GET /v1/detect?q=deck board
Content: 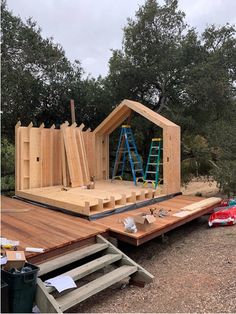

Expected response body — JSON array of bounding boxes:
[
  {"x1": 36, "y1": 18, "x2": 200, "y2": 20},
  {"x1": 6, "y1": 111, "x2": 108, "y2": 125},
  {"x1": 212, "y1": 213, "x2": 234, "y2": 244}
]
[
  {"x1": 95, "y1": 195, "x2": 221, "y2": 245},
  {"x1": 1, "y1": 196, "x2": 107, "y2": 263}
]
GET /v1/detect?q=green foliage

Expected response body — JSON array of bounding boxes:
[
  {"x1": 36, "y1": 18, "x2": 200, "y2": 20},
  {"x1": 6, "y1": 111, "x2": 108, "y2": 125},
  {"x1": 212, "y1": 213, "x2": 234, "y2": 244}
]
[
  {"x1": 1, "y1": 138, "x2": 15, "y2": 176},
  {"x1": 181, "y1": 135, "x2": 212, "y2": 184},
  {"x1": 1, "y1": 0, "x2": 236, "y2": 195},
  {"x1": 106, "y1": 0, "x2": 236, "y2": 194},
  {"x1": 1, "y1": 137, "x2": 15, "y2": 191},
  {"x1": 1, "y1": 175, "x2": 15, "y2": 191},
  {"x1": 107, "y1": 0, "x2": 188, "y2": 113},
  {"x1": 206, "y1": 117, "x2": 236, "y2": 196},
  {"x1": 1, "y1": 3, "x2": 90, "y2": 137}
]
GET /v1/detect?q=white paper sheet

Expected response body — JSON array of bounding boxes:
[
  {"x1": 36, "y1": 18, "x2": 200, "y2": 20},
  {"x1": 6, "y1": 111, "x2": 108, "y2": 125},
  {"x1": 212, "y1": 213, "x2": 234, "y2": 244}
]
[
  {"x1": 45, "y1": 276, "x2": 77, "y2": 293},
  {"x1": 0, "y1": 256, "x2": 7, "y2": 265}
]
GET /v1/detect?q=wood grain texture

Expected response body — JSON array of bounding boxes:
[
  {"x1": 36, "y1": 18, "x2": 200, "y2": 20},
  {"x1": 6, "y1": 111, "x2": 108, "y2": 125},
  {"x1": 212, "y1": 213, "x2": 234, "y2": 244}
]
[
  {"x1": 95, "y1": 195, "x2": 221, "y2": 245},
  {"x1": 61, "y1": 124, "x2": 84, "y2": 187},
  {"x1": 1, "y1": 196, "x2": 107, "y2": 260},
  {"x1": 93, "y1": 99, "x2": 181, "y2": 193},
  {"x1": 15, "y1": 180, "x2": 158, "y2": 216},
  {"x1": 75, "y1": 128, "x2": 90, "y2": 184}
]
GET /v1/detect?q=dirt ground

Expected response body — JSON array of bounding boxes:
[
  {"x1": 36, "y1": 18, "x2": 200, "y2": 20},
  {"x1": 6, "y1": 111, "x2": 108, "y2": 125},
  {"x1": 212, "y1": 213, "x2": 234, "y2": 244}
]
[{"x1": 71, "y1": 181, "x2": 236, "y2": 313}]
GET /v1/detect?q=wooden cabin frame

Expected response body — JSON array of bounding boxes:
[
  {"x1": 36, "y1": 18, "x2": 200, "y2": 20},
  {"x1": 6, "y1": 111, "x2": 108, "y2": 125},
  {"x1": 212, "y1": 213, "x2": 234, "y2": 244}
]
[
  {"x1": 93, "y1": 99, "x2": 181, "y2": 194},
  {"x1": 15, "y1": 99, "x2": 181, "y2": 215}
]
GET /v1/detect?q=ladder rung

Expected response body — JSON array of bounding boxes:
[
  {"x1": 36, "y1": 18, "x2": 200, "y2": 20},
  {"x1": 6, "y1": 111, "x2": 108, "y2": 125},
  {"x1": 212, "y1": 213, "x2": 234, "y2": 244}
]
[
  {"x1": 134, "y1": 169, "x2": 143, "y2": 172},
  {"x1": 148, "y1": 163, "x2": 158, "y2": 165},
  {"x1": 146, "y1": 171, "x2": 157, "y2": 174},
  {"x1": 150, "y1": 155, "x2": 158, "y2": 157},
  {"x1": 151, "y1": 146, "x2": 159, "y2": 149}
]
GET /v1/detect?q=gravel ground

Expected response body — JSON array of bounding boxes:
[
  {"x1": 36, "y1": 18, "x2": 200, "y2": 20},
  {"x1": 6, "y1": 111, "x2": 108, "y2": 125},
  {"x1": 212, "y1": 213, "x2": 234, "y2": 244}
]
[{"x1": 70, "y1": 215, "x2": 236, "y2": 313}]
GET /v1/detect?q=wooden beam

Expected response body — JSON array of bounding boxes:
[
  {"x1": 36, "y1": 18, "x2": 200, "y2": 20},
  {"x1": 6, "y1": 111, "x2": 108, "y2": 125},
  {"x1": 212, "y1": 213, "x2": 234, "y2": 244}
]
[
  {"x1": 60, "y1": 123, "x2": 69, "y2": 187},
  {"x1": 70, "y1": 99, "x2": 76, "y2": 124},
  {"x1": 35, "y1": 279, "x2": 62, "y2": 314},
  {"x1": 78, "y1": 123, "x2": 85, "y2": 131},
  {"x1": 15, "y1": 121, "x2": 21, "y2": 192}
]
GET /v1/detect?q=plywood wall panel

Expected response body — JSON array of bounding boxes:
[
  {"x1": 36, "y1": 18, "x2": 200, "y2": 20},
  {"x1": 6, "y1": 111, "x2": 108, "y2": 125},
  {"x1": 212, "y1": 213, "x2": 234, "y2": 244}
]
[
  {"x1": 29, "y1": 128, "x2": 41, "y2": 188},
  {"x1": 83, "y1": 132, "x2": 95, "y2": 177}
]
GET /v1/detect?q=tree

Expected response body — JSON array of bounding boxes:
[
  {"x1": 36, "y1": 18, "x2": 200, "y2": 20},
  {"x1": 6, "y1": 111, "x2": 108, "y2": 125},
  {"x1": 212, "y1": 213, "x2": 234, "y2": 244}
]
[
  {"x1": 1, "y1": 1, "x2": 84, "y2": 139},
  {"x1": 107, "y1": 0, "x2": 190, "y2": 114},
  {"x1": 106, "y1": 0, "x2": 236, "y2": 193}
]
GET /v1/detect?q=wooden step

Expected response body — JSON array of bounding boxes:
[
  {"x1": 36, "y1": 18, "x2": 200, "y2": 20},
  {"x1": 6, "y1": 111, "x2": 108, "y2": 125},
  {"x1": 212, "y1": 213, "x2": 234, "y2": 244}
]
[
  {"x1": 46, "y1": 253, "x2": 122, "y2": 293},
  {"x1": 39, "y1": 243, "x2": 108, "y2": 276},
  {"x1": 57, "y1": 265, "x2": 137, "y2": 311}
]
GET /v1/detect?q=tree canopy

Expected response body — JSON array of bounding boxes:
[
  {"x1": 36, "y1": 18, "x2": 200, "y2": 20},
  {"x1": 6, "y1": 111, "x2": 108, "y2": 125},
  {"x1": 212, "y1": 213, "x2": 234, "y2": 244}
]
[
  {"x1": 1, "y1": 0, "x2": 236, "y2": 195},
  {"x1": 107, "y1": 0, "x2": 236, "y2": 194}
]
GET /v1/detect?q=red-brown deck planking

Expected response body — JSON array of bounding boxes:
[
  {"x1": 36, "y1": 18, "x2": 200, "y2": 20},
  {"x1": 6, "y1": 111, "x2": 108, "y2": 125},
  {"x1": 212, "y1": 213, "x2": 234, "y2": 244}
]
[
  {"x1": 1, "y1": 196, "x2": 108, "y2": 264},
  {"x1": 95, "y1": 195, "x2": 221, "y2": 245}
]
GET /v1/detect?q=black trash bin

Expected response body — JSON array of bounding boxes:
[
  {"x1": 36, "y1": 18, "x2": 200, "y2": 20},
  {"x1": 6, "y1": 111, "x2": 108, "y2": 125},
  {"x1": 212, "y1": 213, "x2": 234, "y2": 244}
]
[
  {"x1": 1, "y1": 280, "x2": 10, "y2": 313},
  {"x1": 1, "y1": 262, "x2": 39, "y2": 313}
]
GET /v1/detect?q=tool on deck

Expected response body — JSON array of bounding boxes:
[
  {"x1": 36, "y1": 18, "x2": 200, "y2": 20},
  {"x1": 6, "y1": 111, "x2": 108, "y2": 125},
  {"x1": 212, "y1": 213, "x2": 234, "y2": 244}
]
[
  {"x1": 111, "y1": 125, "x2": 144, "y2": 185},
  {"x1": 143, "y1": 138, "x2": 162, "y2": 189}
]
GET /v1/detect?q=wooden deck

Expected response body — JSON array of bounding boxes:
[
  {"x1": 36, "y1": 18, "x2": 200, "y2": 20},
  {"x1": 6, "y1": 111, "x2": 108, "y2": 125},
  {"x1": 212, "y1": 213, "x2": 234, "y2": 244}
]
[
  {"x1": 1, "y1": 196, "x2": 107, "y2": 264},
  {"x1": 95, "y1": 195, "x2": 221, "y2": 245},
  {"x1": 16, "y1": 180, "x2": 162, "y2": 217},
  {"x1": 1, "y1": 195, "x2": 221, "y2": 264}
]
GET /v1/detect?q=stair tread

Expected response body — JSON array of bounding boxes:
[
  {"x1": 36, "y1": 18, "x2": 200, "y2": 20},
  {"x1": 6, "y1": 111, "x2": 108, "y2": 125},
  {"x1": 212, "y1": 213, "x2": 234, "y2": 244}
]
[
  {"x1": 46, "y1": 253, "x2": 122, "y2": 293},
  {"x1": 57, "y1": 265, "x2": 137, "y2": 311},
  {"x1": 39, "y1": 243, "x2": 108, "y2": 276}
]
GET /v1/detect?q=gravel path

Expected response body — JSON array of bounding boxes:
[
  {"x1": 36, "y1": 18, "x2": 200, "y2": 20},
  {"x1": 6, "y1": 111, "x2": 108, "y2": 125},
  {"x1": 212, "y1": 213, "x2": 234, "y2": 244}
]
[{"x1": 70, "y1": 216, "x2": 236, "y2": 313}]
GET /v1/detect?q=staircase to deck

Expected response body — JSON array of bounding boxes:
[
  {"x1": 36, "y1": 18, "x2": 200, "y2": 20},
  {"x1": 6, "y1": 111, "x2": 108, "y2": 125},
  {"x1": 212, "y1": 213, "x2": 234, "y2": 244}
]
[{"x1": 35, "y1": 235, "x2": 153, "y2": 313}]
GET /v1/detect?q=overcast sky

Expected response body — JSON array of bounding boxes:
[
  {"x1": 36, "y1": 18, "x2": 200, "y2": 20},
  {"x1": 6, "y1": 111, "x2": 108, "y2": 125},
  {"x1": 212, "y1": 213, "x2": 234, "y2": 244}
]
[{"x1": 7, "y1": 0, "x2": 236, "y2": 78}]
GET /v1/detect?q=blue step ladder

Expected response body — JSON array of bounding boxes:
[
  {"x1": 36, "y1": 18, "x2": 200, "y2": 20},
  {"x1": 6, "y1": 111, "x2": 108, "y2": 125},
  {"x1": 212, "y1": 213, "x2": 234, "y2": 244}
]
[
  {"x1": 111, "y1": 125, "x2": 144, "y2": 185},
  {"x1": 143, "y1": 138, "x2": 162, "y2": 189}
]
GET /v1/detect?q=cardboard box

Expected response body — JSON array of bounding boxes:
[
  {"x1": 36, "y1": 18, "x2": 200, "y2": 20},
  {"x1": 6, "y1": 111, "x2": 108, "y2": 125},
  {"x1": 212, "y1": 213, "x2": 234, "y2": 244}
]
[
  {"x1": 134, "y1": 213, "x2": 156, "y2": 231},
  {"x1": 4, "y1": 251, "x2": 26, "y2": 271}
]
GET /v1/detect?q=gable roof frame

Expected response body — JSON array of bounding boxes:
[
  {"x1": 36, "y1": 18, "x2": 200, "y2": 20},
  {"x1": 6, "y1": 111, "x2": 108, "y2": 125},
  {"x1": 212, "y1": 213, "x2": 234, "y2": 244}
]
[{"x1": 94, "y1": 99, "x2": 181, "y2": 194}]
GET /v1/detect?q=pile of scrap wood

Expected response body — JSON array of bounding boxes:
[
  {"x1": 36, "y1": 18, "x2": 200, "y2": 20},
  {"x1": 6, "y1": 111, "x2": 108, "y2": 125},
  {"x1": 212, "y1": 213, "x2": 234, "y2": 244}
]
[{"x1": 61, "y1": 122, "x2": 90, "y2": 187}]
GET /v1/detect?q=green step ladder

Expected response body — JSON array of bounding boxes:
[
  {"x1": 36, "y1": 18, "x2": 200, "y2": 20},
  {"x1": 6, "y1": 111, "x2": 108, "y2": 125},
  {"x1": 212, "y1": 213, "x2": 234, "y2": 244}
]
[
  {"x1": 143, "y1": 138, "x2": 162, "y2": 189},
  {"x1": 111, "y1": 125, "x2": 144, "y2": 185}
]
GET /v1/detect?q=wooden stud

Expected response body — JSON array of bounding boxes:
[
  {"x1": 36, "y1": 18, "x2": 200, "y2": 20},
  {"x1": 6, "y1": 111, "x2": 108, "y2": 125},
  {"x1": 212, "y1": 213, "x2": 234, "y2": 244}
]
[
  {"x1": 148, "y1": 189, "x2": 153, "y2": 199},
  {"x1": 108, "y1": 196, "x2": 115, "y2": 209},
  {"x1": 70, "y1": 99, "x2": 76, "y2": 124},
  {"x1": 78, "y1": 123, "x2": 85, "y2": 131},
  {"x1": 60, "y1": 123, "x2": 69, "y2": 187},
  {"x1": 15, "y1": 121, "x2": 21, "y2": 192},
  {"x1": 71, "y1": 122, "x2": 77, "y2": 128}
]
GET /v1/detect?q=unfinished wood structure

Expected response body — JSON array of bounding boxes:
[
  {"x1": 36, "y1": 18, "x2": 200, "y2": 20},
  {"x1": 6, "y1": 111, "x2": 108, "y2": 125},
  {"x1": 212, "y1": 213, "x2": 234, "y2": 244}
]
[
  {"x1": 94, "y1": 99, "x2": 181, "y2": 194},
  {"x1": 15, "y1": 99, "x2": 181, "y2": 216},
  {"x1": 35, "y1": 235, "x2": 153, "y2": 313}
]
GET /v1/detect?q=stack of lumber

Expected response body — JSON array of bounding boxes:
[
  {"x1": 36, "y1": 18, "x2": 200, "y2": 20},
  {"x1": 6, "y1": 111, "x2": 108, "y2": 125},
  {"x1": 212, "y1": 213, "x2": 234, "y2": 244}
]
[{"x1": 61, "y1": 122, "x2": 90, "y2": 187}]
